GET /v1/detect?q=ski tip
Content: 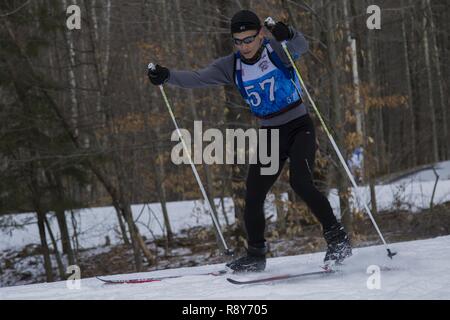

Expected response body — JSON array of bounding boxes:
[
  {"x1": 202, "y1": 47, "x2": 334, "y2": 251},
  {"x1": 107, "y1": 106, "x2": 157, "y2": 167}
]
[
  {"x1": 97, "y1": 276, "x2": 122, "y2": 283},
  {"x1": 212, "y1": 269, "x2": 228, "y2": 276},
  {"x1": 320, "y1": 264, "x2": 340, "y2": 273},
  {"x1": 96, "y1": 276, "x2": 161, "y2": 284},
  {"x1": 226, "y1": 278, "x2": 244, "y2": 285},
  {"x1": 321, "y1": 263, "x2": 334, "y2": 271},
  {"x1": 96, "y1": 276, "x2": 120, "y2": 284}
]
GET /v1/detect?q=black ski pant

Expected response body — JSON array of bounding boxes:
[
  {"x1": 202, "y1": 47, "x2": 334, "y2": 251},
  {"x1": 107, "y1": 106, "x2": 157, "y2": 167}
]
[{"x1": 244, "y1": 113, "x2": 338, "y2": 249}]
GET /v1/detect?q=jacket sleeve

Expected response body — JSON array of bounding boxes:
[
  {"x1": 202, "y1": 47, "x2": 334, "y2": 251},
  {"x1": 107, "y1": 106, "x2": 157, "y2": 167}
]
[
  {"x1": 269, "y1": 28, "x2": 309, "y2": 65},
  {"x1": 167, "y1": 54, "x2": 235, "y2": 89}
]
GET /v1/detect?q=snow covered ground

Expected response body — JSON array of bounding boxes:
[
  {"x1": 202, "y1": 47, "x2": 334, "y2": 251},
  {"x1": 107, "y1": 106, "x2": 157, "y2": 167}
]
[
  {"x1": 1, "y1": 161, "x2": 449, "y2": 295},
  {"x1": 329, "y1": 160, "x2": 450, "y2": 218},
  {"x1": 0, "y1": 198, "x2": 238, "y2": 252},
  {"x1": 381, "y1": 160, "x2": 450, "y2": 184},
  {"x1": 329, "y1": 179, "x2": 450, "y2": 218},
  {"x1": 1, "y1": 175, "x2": 449, "y2": 252},
  {"x1": 1, "y1": 236, "x2": 449, "y2": 299}
]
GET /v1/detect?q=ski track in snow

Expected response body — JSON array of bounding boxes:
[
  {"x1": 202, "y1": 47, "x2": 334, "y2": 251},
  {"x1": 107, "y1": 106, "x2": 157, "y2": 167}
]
[{"x1": 1, "y1": 236, "x2": 449, "y2": 300}]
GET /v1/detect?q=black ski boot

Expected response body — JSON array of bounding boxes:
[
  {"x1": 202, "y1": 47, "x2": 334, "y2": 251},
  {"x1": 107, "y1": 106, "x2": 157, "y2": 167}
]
[
  {"x1": 323, "y1": 223, "x2": 352, "y2": 265},
  {"x1": 226, "y1": 244, "x2": 267, "y2": 273}
]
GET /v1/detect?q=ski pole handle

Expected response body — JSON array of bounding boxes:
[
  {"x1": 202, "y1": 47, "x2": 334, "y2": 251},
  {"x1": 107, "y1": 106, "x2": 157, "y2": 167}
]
[
  {"x1": 148, "y1": 62, "x2": 165, "y2": 89},
  {"x1": 264, "y1": 17, "x2": 288, "y2": 47},
  {"x1": 148, "y1": 62, "x2": 156, "y2": 72},
  {"x1": 264, "y1": 16, "x2": 276, "y2": 29}
]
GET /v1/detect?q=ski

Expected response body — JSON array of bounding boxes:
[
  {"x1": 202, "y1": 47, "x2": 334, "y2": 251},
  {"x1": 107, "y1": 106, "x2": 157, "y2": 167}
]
[
  {"x1": 226, "y1": 269, "x2": 336, "y2": 285},
  {"x1": 97, "y1": 269, "x2": 228, "y2": 284}
]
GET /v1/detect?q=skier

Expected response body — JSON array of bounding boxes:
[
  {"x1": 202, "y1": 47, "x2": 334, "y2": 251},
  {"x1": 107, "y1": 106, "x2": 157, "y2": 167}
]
[{"x1": 148, "y1": 10, "x2": 352, "y2": 272}]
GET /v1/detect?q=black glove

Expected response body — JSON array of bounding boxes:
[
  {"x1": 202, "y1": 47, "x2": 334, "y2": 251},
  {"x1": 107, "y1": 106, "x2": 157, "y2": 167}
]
[
  {"x1": 270, "y1": 22, "x2": 293, "y2": 42},
  {"x1": 148, "y1": 64, "x2": 170, "y2": 85}
]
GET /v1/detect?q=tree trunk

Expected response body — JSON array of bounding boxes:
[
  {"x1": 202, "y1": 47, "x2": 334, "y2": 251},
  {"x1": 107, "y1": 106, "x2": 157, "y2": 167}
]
[
  {"x1": 55, "y1": 208, "x2": 75, "y2": 266},
  {"x1": 174, "y1": 0, "x2": 223, "y2": 242},
  {"x1": 113, "y1": 204, "x2": 130, "y2": 245},
  {"x1": 153, "y1": 156, "x2": 174, "y2": 244},
  {"x1": 117, "y1": 173, "x2": 155, "y2": 266},
  {"x1": 344, "y1": 0, "x2": 377, "y2": 216},
  {"x1": 51, "y1": 173, "x2": 76, "y2": 265},
  {"x1": 401, "y1": 1, "x2": 418, "y2": 167},
  {"x1": 153, "y1": 0, "x2": 175, "y2": 247},
  {"x1": 421, "y1": 0, "x2": 439, "y2": 163},
  {"x1": 120, "y1": 202, "x2": 143, "y2": 271},
  {"x1": 361, "y1": 0, "x2": 381, "y2": 213},
  {"x1": 343, "y1": 0, "x2": 363, "y2": 138},
  {"x1": 135, "y1": 224, "x2": 156, "y2": 265},
  {"x1": 43, "y1": 170, "x2": 76, "y2": 266},
  {"x1": 61, "y1": 0, "x2": 79, "y2": 138},
  {"x1": 70, "y1": 210, "x2": 80, "y2": 264},
  {"x1": 275, "y1": 192, "x2": 287, "y2": 235},
  {"x1": 44, "y1": 216, "x2": 66, "y2": 280},
  {"x1": 326, "y1": 1, "x2": 352, "y2": 233},
  {"x1": 426, "y1": 0, "x2": 447, "y2": 159},
  {"x1": 36, "y1": 209, "x2": 54, "y2": 282},
  {"x1": 363, "y1": 0, "x2": 386, "y2": 174}
]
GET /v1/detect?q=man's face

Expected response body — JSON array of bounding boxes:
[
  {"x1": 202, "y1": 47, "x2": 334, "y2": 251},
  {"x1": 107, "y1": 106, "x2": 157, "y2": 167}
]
[{"x1": 233, "y1": 29, "x2": 264, "y2": 60}]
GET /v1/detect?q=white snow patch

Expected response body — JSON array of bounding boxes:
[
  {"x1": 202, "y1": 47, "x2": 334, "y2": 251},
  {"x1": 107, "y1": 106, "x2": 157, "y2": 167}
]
[
  {"x1": 1, "y1": 175, "x2": 449, "y2": 251},
  {"x1": 1, "y1": 236, "x2": 449, "y2": 299}
]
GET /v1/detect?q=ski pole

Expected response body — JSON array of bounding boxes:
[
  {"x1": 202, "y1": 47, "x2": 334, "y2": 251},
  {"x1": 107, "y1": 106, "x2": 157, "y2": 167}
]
[
  {"x1": 264, "y1": 18, "x2": 396, "y2": 259},
  {"x1": 148, "y1": 63, "x2": 234, "y2": 256}
]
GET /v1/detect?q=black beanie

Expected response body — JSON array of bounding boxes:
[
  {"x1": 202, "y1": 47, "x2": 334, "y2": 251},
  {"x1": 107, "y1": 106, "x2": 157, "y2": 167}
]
[{"x1": 230, "y1": 10, "x2": 261, "y2": 34}]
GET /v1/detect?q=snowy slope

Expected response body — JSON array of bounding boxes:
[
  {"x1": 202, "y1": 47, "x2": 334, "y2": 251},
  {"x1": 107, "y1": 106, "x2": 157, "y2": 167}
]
[
  {"x1": 328, "y1": 179, "x2": 450, "y2": 218},
  {"x1": 1, "y1": 178, "x2": 449, "y2": 252},
  {"x1": 1, "y1": 236, "x2": 449, "y2": 300},
  {"x1": 0, "y1": 198, "x2": 238, "y2": 251},
  {"x1": 381, "y1": 160, "x2": 450, "y2": 184}
]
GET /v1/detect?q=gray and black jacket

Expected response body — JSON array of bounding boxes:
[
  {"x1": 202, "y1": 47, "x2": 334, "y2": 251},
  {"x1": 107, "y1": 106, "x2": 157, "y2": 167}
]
[{"x1": 167, "y1": 29, "x2": 309, "y2": 127}]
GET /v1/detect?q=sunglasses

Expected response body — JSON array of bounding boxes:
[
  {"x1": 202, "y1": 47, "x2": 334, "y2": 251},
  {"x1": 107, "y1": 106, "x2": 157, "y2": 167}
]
[{"x1": 232, "y1": 29, "x2": 260, "y2": 45}]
